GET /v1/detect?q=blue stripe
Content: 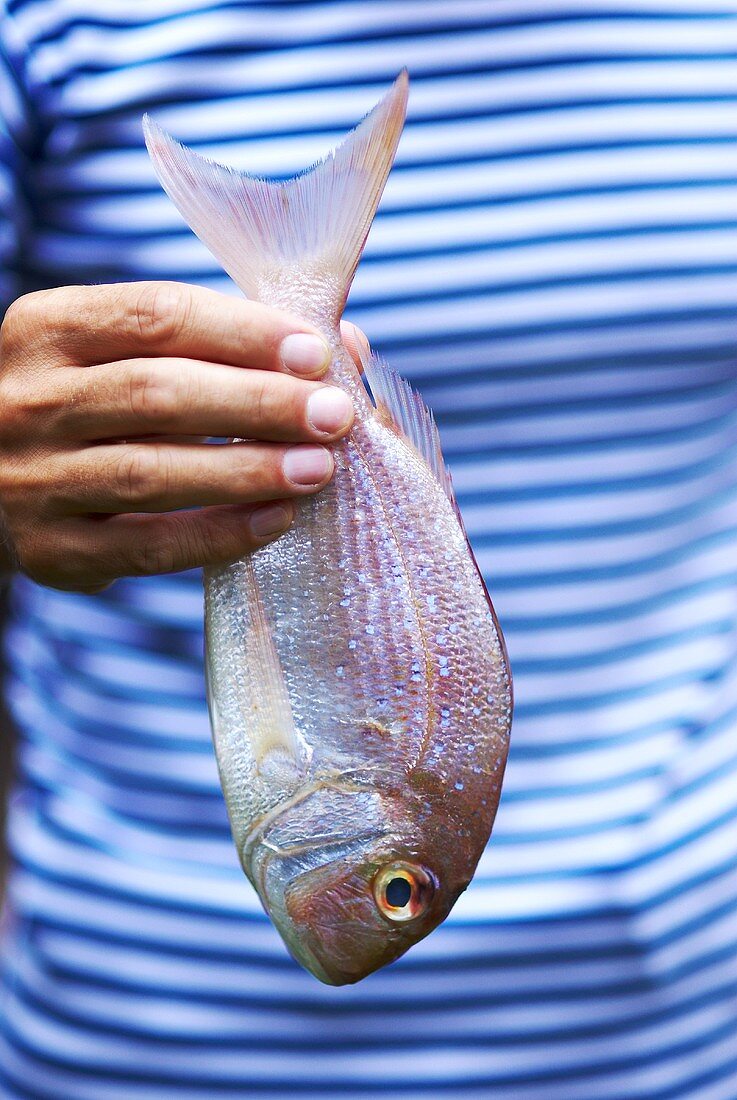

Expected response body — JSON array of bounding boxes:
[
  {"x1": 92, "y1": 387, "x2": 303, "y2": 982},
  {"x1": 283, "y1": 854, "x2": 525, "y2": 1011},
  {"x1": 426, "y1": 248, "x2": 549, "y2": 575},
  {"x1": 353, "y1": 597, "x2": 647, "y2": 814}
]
[
  {"x1": 2, "y1": 1009, "x2": 737, "y2": 1092},
  {"x1": 7, "y1": 960, "x2": 737, "y2": 1049},
  {"x1": 25, "y1": 5, "x2": 737, "y2": 50},
  {"x1": 51, "y1": 96, "x2": 737, "y2": 160},
  {"x1": 4, "y1": 4, "x2": 737, "y2": 1095}
]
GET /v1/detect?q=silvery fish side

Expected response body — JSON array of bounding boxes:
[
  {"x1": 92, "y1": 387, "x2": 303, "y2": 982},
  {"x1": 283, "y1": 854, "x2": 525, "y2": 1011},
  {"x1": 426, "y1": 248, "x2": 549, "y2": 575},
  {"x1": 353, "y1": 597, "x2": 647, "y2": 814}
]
[{"x1": 144, "y1": 72, "x2": 512, "y2": 985}]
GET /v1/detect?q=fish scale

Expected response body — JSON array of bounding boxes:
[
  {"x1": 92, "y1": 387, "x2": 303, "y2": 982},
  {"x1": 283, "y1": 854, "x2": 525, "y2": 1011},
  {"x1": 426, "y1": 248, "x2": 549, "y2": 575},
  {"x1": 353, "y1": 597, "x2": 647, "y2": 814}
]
[
  {"x1": 344, "y1": 411, "x2": 511, "y2": 828},
  {"x1": 145, "y1": 71, "x2": 512, "y2": 984},
  {"x1": 242, "y1": 428, "x2": 431, "y2": 773}
]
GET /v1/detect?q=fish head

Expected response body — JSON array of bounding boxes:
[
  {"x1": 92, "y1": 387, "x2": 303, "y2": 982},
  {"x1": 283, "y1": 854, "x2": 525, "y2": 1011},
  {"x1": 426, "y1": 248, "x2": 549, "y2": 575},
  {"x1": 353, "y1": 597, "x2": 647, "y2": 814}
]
[{"x1": 245, "y1": 781, "x2": 463, "y2": 985}]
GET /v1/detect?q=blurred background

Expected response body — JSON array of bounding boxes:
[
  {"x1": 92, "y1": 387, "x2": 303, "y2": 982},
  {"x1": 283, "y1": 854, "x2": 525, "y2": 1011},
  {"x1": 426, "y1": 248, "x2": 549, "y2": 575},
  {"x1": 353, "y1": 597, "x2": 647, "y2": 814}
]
[
  {"x1": 0, "y1": 581, "x2": 12, "y2": 907},
  {"x1": 1, "y1": 2, "x2": 737, "y2": 1098}
]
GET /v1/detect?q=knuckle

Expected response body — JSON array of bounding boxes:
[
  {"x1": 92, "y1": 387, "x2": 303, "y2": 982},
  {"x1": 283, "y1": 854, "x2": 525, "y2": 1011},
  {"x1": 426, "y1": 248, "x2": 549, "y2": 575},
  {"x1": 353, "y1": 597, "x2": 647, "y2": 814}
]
[
  {"x1": 130, "y1": 282, "x2": 191, "y2": 346},
  {"x1": 0, "y1": 298, "x2": 26, "y2": 355},
  {"x1": 12, "y1": 515, "x2": 109, "y2": 592},
  {"x1": 0, "y1": 377, "x2": 28, "y2": 439},
  {"x1": 0, "y1": 294, "x2": 76, "y2": 438},
  {"x1": 2, "y1": 289, "x2": 45, "y2": 332},
  {"x1": 1, "y1": 288, "x2": 70, "y2": 356},
  {"x1": 127, "y1": 366, "x2": 179, "y2": 425},
  {"x1": 199, "y1": 509, "x2": 250, "y2": 564},
  {"x1": 115, "y1": 446, "x2": 164, "y2": 505},
  {"x1": 14, "y1": 525, "x2": 77, "y2": 589},
  {"x1": 129, "y1": 512, "x2": 237, "y2": 576},
  {"x1": 7, "y1": 383, "x2": 65, "y2": 428},
  {"x1": 0, "y1": 460, "x2": 48, "y2": 511},
  {"x1": 248, "y1": 372, "x2": 275, "y2": 427},
  {"x1": 192, "y1": 515, "x2": 227, "y2": 563},
  {"x1": 127, "y1": 531, "x2": 179, "y2": 576}
]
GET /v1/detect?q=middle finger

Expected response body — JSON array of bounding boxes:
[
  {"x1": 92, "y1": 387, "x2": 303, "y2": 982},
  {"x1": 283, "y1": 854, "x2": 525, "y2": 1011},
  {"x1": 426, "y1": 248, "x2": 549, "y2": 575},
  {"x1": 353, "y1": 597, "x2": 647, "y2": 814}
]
[{"x1": 64, "y1": 358, "x2": 354, "y2": 443}]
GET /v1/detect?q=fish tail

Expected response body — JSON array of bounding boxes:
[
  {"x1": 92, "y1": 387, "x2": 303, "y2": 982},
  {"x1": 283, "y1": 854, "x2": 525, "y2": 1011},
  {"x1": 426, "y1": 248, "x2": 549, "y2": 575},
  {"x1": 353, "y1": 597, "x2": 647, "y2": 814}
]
[{"x1": 143, "y1": 71, "x2": 408, "y2": 322}]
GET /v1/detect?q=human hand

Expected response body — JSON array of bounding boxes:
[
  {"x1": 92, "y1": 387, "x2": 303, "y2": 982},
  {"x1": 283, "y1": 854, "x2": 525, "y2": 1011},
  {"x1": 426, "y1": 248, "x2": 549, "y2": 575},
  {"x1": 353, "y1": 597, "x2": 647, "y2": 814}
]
[{"x1": 0, "y1": 281, "x2": 357, "y2": 592}]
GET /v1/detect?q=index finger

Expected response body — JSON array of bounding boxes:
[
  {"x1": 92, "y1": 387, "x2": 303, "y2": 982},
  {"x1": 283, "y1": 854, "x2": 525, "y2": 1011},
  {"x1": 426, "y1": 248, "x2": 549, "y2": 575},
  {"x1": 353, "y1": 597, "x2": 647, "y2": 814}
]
[{"x1": 21, "y1": 282, "x2": 332, "y2": 378}]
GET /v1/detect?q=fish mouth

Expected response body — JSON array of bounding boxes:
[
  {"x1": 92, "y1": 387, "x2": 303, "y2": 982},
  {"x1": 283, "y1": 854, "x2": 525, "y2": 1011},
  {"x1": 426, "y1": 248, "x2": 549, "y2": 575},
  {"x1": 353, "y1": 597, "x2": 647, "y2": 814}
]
[{"x1": 281, "y1": 927, "x2": 336, "y2": 985}]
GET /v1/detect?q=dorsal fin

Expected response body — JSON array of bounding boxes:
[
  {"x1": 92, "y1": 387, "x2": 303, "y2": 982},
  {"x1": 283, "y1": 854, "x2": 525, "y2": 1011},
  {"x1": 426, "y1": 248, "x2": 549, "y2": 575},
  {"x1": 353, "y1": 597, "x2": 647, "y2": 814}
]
[{"x1": 360, "y1": 347, "x2": 459, "y2": 513}]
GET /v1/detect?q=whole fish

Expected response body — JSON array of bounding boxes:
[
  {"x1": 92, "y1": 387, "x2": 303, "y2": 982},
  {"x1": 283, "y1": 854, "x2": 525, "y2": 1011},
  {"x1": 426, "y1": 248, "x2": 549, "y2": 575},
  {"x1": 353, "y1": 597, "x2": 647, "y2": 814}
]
[{"x1": 144, "y1": 72, "x2": 512, "y2": 985}]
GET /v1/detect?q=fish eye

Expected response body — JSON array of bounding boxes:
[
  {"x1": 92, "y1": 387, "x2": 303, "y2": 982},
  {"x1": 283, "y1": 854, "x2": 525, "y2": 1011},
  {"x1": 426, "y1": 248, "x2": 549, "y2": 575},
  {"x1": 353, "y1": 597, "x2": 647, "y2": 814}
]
[{"x1": 373, "y1": 861, "x2": 435, "y2": 923}]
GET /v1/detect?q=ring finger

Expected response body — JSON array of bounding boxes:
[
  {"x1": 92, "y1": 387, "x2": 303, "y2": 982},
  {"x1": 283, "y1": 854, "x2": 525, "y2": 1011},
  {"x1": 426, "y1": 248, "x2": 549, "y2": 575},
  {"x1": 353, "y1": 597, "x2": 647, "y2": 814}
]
[{"x1": 49, "y1": 440, "x2": 335, "y2": 514}]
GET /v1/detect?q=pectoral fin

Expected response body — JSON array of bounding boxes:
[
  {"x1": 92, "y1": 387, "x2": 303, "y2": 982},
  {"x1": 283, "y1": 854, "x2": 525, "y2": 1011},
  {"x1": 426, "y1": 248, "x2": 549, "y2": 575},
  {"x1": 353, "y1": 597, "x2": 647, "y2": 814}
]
[{"x1": 242, "y1": 558, "x2": 302, "y2": 771}]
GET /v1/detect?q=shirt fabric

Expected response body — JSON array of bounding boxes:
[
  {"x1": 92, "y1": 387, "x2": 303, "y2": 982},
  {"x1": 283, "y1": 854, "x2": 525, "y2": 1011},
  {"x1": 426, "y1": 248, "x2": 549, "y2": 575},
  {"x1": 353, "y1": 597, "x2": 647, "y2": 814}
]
[{"x1": 1, "y1": 1, "x2": 737, "y2": 1097}]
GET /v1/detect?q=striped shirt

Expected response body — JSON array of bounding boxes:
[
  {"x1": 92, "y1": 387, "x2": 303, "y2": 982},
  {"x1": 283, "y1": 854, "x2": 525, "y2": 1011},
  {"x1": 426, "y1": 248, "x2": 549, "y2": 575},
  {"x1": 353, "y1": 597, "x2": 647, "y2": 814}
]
[{"x1": 2, "y1": 1, "x2": 737, "y2": 1096}]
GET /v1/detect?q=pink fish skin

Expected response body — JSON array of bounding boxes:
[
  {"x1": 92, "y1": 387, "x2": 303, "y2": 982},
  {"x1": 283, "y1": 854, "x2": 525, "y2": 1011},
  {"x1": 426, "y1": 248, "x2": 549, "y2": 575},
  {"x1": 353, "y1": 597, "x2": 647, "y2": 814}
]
[{"x1": 144, "y1": 72, "x2": 513, "y2": 985}]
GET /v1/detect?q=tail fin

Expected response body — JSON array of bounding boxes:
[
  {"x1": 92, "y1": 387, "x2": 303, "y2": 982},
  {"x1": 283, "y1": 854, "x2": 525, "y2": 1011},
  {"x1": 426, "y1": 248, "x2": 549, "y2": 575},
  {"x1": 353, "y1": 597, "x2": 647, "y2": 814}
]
[{"x1": 143, "y1": 72, "x2": 408, "y2": 322}]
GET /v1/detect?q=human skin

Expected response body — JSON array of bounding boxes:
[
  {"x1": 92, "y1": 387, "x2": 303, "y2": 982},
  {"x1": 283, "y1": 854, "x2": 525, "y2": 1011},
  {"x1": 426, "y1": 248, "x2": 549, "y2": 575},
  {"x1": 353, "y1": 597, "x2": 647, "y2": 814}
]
[{"x1": 0, "y1": 281, "x2": 367, "y2": 592}]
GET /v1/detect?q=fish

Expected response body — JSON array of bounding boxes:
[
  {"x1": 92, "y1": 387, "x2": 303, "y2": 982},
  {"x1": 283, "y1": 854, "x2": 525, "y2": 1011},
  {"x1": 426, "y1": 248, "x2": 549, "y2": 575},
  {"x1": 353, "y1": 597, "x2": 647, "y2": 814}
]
[{"x1": 143, "y1": 71, "x2": 512, "y2": 986}]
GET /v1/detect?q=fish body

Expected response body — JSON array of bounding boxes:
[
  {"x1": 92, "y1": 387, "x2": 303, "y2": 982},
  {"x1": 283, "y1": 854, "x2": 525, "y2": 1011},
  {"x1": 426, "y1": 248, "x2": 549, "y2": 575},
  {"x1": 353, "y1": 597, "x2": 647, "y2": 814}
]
[{"x1": 144, "y1": 73, "x2": 512, "y2": 985}]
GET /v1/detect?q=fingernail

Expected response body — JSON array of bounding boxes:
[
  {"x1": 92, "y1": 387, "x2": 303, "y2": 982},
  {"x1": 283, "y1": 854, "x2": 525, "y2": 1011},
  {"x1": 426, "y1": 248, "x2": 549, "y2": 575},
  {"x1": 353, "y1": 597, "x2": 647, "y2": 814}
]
[
  {"x1": 283, "y1": 445, "x2": 333, "y2": 487},
  {"x1": 307, "y1": 387, "x2": 353, "y2": 436},
  {"x1": 279, "y1": 333, "x2": 331, "y2": 376},
  {"x1": 249, "y1": 502, "x2": 292, "y2": 539}
]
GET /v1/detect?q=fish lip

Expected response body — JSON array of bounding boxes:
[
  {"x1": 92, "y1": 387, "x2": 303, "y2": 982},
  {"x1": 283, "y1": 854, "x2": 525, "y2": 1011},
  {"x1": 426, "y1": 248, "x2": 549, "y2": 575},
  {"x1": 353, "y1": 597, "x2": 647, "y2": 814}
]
[{"x1": 283, "y1": 930, "x2": 347, "y2": 986}]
